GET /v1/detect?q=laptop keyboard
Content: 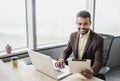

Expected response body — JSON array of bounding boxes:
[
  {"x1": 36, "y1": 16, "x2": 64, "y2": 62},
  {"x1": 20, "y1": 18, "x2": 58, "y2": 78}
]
[{"x1": 55, "y1": 69, "x2": 64, "y2": 75}]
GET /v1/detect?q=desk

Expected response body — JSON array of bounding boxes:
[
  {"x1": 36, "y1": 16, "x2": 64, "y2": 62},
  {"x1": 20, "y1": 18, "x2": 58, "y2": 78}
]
[
  {"x1": 0, "y1": 60, "x2": 21, "y2": 81},
  {"x1": 4, "y1": 59, "x2": 104, "y2": 81}
]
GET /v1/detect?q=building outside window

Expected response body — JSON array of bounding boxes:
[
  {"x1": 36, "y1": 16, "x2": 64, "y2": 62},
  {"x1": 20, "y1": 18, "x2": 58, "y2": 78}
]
[
  {"x1": 0, "y1": 0, "x2": 27, "y2": 54},
  {"x1": 95, "y1": 0, "x2": 120, "y2": 36},
  {"x1": 0, "y1": 0, "x2": 88, "y2": 56},
  {"x1": 36, "y1": 0, "x2": 86, "y2": 47}
]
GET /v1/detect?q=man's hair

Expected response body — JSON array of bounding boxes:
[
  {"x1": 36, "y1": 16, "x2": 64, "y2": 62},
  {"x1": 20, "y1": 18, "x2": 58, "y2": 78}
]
[{"x1": 76, "y1": 10, "x2": 91, "y2": 23}]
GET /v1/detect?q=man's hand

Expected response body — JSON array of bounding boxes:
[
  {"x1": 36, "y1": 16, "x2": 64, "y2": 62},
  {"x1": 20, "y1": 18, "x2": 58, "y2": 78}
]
[
  {"x1": 55, "y1": 58, "x2": 65, "y2": 68},
  {"x1": 80, "y1": 69, "x2": 94, "y2": 79}
]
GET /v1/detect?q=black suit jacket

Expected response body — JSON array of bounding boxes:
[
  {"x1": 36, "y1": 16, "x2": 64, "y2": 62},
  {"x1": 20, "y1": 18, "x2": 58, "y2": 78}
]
[{"x1": 60, "y1": 30, "x2": 104, "y2": 75}]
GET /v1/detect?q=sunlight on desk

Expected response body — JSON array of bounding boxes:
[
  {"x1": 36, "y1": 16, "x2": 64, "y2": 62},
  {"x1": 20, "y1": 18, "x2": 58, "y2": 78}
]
[
  {"x1": 0, "y1": 60, "x2": 22, "y2": 81},
  {"x1": 4, "y1": 59, "x2": 104, "y2": 81},
  {"x1": 5, "y1": 60, "x2": 57, "y2": 81}
]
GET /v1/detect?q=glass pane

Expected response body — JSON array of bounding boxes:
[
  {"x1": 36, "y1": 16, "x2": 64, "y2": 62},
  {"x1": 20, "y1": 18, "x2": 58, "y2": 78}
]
[
  {"x1": 0, "y1": 0, "x2": 27, "y2": 52},
  {"x1": 95, "y1": 0, "x2": 120, "y2": 35},
  {"x1": 36, "y1": 0, "x2": 86, "y2": 46}
]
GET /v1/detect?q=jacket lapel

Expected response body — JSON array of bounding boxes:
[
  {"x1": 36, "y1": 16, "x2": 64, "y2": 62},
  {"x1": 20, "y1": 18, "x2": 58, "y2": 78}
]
[
  {"x1": 82, "y1": 30, "x2": 93, "y2": 57},
  {"x1": 75, "y1": 32, "x2": 80, "y2": 58}
]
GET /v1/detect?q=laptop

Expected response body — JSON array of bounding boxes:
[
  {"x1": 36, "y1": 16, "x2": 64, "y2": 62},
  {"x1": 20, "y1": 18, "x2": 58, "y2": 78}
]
[{"x1": 28, "y1": 50, "x2": 70, "y2": 80}]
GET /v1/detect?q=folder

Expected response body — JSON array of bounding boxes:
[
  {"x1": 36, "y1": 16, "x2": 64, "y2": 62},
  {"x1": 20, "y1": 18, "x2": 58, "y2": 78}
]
[{"x1": 68, "y1": 59, "x2": 91, "y2": 73}]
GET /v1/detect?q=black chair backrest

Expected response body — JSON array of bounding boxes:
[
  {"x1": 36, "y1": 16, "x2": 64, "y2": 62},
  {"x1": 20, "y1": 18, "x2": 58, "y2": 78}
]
[{"x1": 100, "y1": 34, "x2": 114, "y2": 66}]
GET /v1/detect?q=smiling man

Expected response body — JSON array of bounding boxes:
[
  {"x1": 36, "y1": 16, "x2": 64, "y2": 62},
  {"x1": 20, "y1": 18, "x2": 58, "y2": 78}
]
[{"x1": 55, "y1": 10, "x2": 104, "y2": 79}]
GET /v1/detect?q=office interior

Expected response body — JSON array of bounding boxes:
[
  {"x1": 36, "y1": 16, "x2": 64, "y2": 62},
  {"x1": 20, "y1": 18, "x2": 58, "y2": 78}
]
[{"x1": 0, "y1": 0, "x2": 120, "y2": 81}]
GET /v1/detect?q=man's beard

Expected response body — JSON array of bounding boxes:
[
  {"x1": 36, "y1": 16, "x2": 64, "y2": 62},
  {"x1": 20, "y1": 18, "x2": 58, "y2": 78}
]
[{"x1": 78, "y1": 28, "x2": 89, "y2": 35}]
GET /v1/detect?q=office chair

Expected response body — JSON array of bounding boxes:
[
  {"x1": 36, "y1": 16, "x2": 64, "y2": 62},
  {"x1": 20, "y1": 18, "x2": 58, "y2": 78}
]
[{"x1": 98, "y1": 34, "x2": 114, "y2": 80}]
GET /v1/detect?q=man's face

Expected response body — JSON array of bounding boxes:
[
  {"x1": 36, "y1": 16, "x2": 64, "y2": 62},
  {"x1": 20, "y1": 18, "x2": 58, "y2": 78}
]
[{"x1": 76, "y1": 17, "x2": 91, "y2": 35}]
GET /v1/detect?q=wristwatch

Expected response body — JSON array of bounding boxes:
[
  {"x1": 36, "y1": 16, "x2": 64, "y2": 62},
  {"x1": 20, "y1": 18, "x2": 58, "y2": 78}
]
[{"x1": 57, "y1": 58, "x2": 64, "y2": 62}]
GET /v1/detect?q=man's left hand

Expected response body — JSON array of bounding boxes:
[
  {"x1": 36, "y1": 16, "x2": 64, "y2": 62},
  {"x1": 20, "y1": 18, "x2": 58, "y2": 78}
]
[{"x1": 80, "y1": 69, "x2": 94, "y2": 79}]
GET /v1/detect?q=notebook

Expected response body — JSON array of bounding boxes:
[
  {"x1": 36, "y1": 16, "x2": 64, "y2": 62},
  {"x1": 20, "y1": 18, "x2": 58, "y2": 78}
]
[{"x1": 28, "y1": 50, "x2": 70, "y2": 80}]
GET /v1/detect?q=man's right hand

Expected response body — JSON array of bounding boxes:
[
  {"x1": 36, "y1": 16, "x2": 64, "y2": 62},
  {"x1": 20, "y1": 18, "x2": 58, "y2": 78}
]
[{"x1": 55, "y1": 58, "x2": 65, "y2": 68}]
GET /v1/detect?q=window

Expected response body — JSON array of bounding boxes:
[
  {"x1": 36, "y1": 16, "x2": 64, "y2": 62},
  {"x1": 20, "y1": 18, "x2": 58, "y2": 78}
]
[
  {"x1": 36, "y1": 0, "x2": 86, "y2": 47},
  {"x1": 0, "y1": 0, "x2": 27, "y2": 53},
  {"x1": 95, "y1": 0, "x2": 120, "y2": 35}
]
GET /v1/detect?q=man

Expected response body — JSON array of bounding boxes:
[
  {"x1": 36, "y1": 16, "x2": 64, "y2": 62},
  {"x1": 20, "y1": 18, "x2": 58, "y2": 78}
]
[{"x1": 55, "y1": 10, "x2": 104, "y2": 79}]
